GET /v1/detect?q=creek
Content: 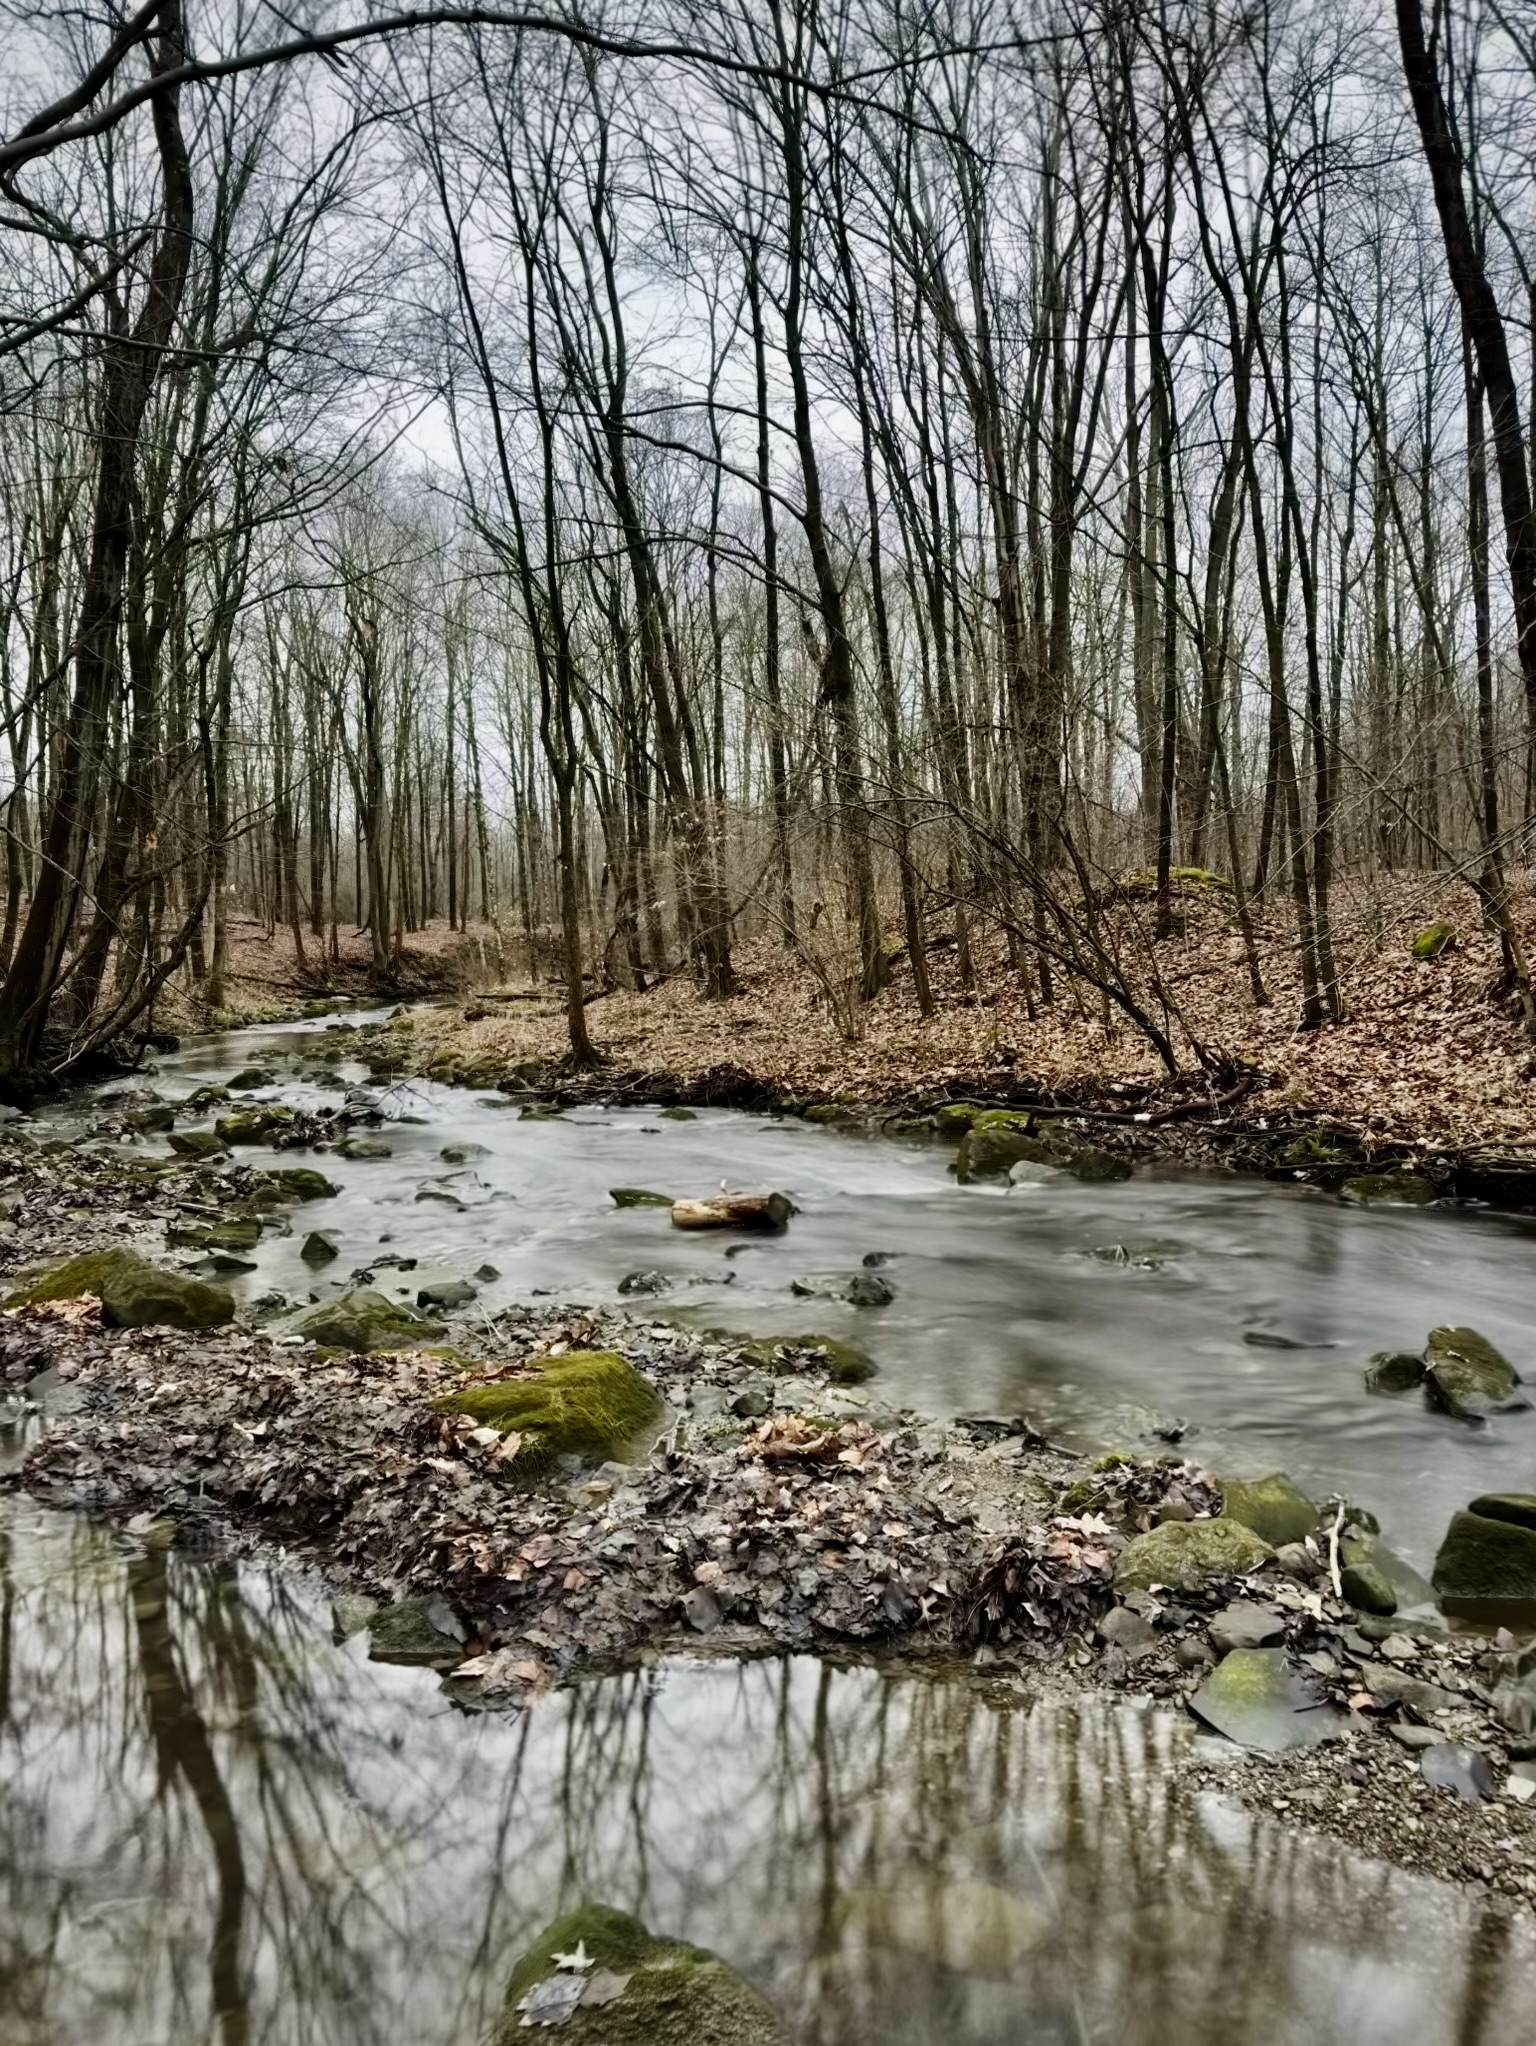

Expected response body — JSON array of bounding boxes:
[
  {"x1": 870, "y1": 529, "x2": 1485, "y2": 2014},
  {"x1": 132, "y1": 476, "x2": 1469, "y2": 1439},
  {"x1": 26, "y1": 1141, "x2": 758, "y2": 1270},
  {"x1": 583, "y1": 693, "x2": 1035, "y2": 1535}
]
[{"x1": 8, "y1": 1009, "x2": 1536, "y2": 2043}]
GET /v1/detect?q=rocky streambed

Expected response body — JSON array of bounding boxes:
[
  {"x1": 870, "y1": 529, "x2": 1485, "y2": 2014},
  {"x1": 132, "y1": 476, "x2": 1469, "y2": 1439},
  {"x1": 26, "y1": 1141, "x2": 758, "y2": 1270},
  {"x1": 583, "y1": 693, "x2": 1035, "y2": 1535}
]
[{"x1": 2, "y1": 1011, "x2": 1536, "y2": 2041}]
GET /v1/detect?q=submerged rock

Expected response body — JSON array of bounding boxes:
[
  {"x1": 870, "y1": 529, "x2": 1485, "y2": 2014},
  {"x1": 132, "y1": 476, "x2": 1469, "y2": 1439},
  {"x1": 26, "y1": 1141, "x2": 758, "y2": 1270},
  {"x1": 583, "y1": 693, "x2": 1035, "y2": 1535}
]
[
  {"x1": 288, "y1": 1287, "x2": 444, "y2": 1352},
  {"x1": 439, "y1": 1141, "x2": 487, "y2": 1164},
  {"x1": 1338, "y1": 1172, "x2": 1436, "y2": 1206},
  {"x1": 790, "y1": 1271, "x2": 894, "y2": 1308},
  {"x1": 227, "y1": 1068, "x2": 275, "y2": 1090},
  {"x1": 167, "y1": 1129, "x2": 227, "y2": 1160},
  {"x1": 1433, "y1": 1495, "x2": 1536, "y2": 1604},
  {"x1": 1188, "y1": 1647, "x2": 1343, "y2": 1752},
  {"x1": 1116, "y1": 1517, "x2": 1272, "y2": 1592},
  {"x1": 301, "y1": 1230, "x2": 340, "y2": 1266},
  {"x1": 7, "y1": 1250, "x2": 233, "y2": 1331},
  {"x1": 618, "y1": 1270, "x2": 672, "y2": 1296},
  {"x1": 497, "y1": 1905, "x2": 789, "y2": 2046},
  {"x1": 260, "y1": 1166, "x2": 339, "y2": 1202},
  {"x1": 338, "y1": 1136, "x2": 393, "y2": 1160},
  {"x1": 215, "y1": 1106, "x2": 295, "y2": 1144},
  {"x1": 436, "y1": 1351, "x2": 664, "y2": 1475},
  {"x1": 1217, "y1": 1472, "x2": 1318, "y2": 1548},
  {"x1": 1423, "y1": 1326, "x2": 1524, "y2": 1420},
  {"x1": 1364, "y1": 1351, "x2": 1426, "y2": 1396},
  {"x1": 610, "y1": 1187, "x2": 674, "y2": 1208}
]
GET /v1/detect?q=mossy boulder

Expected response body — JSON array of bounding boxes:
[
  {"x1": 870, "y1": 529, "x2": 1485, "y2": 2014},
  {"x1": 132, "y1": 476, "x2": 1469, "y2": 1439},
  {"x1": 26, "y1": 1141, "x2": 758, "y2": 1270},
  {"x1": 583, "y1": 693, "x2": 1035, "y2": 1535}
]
[
  {"x1": 1340, "y1": 1561, "x2": 1397, "y2": 1616},
  {"x1": 288, "y1": 1287, "x2": 444, "y2": 1353},
  {"x1": 338, "y1": 1136, "x2": 392, "y2": 1160},
  {"x1": 610, "y1": 1187, "x2": 675, "y2": 1208},
  {"x1": 7, "y1": 1250, "x2": 233, "y2": 1330},
  {"x1": 1411, "y1": 921, "x2": 1457, "y2": 960},
  {"x1": 436, "y1": 1351, "x2": 663, "y2": 1475},
  {"x1": 729, "y1": 1332, "x2": 875, "y2": 1385},
  {"x1": 1217, "y1": 1472, "x2": 1319, "y2": 1548},
  {"x1": 1188, "y1": 1647, "x2": 1342, "y2": 1752},
  {"x1": 215, "y1": 1106, "x2": 295, "y2": 1144},
  {"x1": 933, "y1": 1102, "x2": 988, "y2": 1136},
  {"x1": 955, "y1": 1127, "x2": 1054, "y2": 1183},
  {"x1": 259, "y1": 1167, "x2": 338, "y2": 1203},
  {"x1": 1116, "y1": 1516, "x2": 1273, "y2": 1592},
  {"x1": 1339, "y1": 1173, "x2": 1436, "y2": 1207},
  {"x1": 167, "y1": 1129, "x2": 228, "y2": 1160},
  {"x1": 125, "y1": 1104, "x2": 175, "y2": 1134},
  {"x1": 1433, "y1": 1497, "x2": 1536, "y2": 1604},
  {"x1": 1424, "y1": 1326, "x2": 1523, "y2": 1419},
  {"x1": 497, "y1": 1906, "x2": 789, "y2": 2046}
]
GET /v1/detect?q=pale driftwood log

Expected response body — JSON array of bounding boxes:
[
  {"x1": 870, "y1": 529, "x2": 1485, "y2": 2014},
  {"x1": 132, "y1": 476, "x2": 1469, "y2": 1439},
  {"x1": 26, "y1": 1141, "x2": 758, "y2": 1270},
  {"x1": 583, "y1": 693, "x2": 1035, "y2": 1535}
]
[{"x1": 670, "y1": 1192, "x2": 792, "y2": 1232}]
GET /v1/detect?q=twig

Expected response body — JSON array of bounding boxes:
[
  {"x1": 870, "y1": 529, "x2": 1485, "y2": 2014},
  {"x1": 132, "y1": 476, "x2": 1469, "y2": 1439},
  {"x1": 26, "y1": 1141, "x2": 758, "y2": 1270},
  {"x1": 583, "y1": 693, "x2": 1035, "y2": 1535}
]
[{"x1": 1327, "y1": 1502, "x2": 1345, "y2": 1600}]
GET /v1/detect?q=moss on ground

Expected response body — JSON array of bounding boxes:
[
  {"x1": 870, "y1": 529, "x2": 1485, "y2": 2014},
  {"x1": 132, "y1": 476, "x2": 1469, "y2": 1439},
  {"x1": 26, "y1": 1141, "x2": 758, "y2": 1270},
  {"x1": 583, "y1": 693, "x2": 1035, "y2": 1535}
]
[
  {"x1": 7, "y1": 1250, "x2": 233, "y2": 1330},
  {"x1": 437, "y1": 1351, "x2": 664, "y2": 1473}
]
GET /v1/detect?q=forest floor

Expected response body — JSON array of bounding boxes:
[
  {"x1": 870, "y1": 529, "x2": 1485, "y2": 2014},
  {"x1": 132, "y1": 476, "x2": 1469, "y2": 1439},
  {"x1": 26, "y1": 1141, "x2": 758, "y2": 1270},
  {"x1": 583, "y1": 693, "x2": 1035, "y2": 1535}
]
[{"x1": 338, "y1": 872, "x2": 1536, "y2": 1155}]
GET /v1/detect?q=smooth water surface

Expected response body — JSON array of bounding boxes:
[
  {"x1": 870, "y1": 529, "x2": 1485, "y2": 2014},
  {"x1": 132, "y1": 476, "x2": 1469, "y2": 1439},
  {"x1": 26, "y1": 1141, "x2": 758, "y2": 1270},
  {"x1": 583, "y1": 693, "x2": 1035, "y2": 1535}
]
[
  {"x1": 53, "y1": 1012, "x2": 1536, "y2": 1570},
  {"x1": 2, "y1": 1495, "x2": 1534, "y2": 2046}
]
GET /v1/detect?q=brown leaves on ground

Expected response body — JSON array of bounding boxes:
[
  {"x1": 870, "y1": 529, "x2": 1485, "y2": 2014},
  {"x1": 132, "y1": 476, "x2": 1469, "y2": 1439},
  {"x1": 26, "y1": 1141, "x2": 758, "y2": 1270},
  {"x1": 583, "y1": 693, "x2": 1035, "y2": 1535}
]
[
  {"x1": 968, "y1": 1514, "x2": 1120, "y2": 1647},
  {"x1": 738, "y1": 1414, "x2": 883, "y2": 1468}
]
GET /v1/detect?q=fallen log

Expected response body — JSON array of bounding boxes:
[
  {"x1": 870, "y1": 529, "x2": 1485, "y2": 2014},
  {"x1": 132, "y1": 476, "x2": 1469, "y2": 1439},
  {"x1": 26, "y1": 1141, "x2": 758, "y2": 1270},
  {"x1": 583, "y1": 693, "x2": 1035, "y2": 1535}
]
[{"x1": 670, "y1": 1192, "x2": 792, "y2": 1232}]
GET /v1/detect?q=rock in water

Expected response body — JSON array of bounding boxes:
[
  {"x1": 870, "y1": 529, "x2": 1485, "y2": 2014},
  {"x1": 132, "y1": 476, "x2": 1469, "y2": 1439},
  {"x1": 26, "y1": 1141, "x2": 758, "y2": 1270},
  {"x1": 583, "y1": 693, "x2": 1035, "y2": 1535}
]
[
  {"x1": 365, "y1": 1596, "x2": 466, "y2": 1667},
  {"x1": 439, "y1": 1141, "x2": 488, "y2": 1163},
  {"x1": 215, "y1": 1106, "x2": 295, "y2": 1144},
  {"x1": 609, "y1": 1187, "x2": 675, "y2": 1208},
  {"x1": 671, "y1": 1193, "x2": 792, "y2": 1232},
  {"x1": 618, "y1": 1270, "x2": 671, "y2": 1296},
  {"x1": 1338, "y1": 1173, "x2": 1436, "y2": 1206},
  {"x1": 260, "y1": 1167, "x2": 339, "y2": 1202},
  {"x1": 1189, "y1": 1648, "x2": 1343, "y2": 1752},
  {"x1": 416, "y1": 1277, "x2": 476, "y2": 1309},
  {"x1": 436, "y1": 1351, "x2": 663, "y2": 1475},
  {"x1": 1217, "y1": 1472, "x2": 1318, "y2": 1548},
  {"x1": 1364, "y1": 1351, "x2": 1427, "y2": 1396},
  {"x1": 300, "y1": 1230, "x2": 340, "y2": 1266},
  {"x1": 288, "y1": 1287, "x2": 444, "y2": 1353},
  {"x1": 167, "y1": 1129, "x2": 227, "y2": 1160},
  {"x1": 1423, "y1": 1327, "x2": 1524, "y2": 1420},
  {"x1": 1433, "y1": 1494, "x2": 1536, "y2": 1604},
  {"x1": 496, "y1": 1905, "x2": 790, "y2": 2046},
  {"x1": 6, "y1": 1250, "x2": 233, "y2": 1331},
  {"x1": 1116, "y1": 1517, "x2": 1273, "y2": 1592}
]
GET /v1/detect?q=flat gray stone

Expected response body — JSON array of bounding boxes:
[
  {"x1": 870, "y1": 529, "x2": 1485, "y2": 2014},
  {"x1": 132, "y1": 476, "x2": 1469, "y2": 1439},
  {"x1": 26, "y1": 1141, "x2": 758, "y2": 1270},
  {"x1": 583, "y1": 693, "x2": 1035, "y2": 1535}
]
[
  {"x1": 1188, "y1": 1648, "x2": 1345, "y2": 1753},
  {"x1": 1421, "y1": 1744, "x2": 1495, "y2": 1803},
  {"x1": 1208, "y1": 1600, "x2": 1288, "y2": 1654}
]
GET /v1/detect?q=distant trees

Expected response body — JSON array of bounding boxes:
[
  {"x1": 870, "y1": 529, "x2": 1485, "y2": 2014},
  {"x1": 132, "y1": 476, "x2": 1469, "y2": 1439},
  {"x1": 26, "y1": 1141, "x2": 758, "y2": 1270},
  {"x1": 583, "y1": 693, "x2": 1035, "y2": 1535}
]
[{"x1": 1, "y1": 0, "x2": 1535, "y2": 1076}]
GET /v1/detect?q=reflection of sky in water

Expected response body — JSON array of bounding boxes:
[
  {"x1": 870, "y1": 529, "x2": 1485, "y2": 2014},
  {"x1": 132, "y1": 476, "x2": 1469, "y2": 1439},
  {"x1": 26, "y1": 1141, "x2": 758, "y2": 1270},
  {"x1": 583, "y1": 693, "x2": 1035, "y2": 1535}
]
[
  {"x1": 0, "y1": 1500, "x2": 1532, "y2": 2046},
  {"x1": 55, "y1": 1011, "x2": 1536, "y2": 1568}
]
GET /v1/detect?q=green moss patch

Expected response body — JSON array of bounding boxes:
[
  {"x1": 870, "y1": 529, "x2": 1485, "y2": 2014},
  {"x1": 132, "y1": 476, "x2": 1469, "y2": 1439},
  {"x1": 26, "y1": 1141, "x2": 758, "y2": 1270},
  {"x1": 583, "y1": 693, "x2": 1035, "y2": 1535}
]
[
  {"x1": 498, "y1": 1906, "x2": 789, "y2": 2046},
  {"x1": 7, "y1": 1250, "x2": 233, "y2": 1330},
  {"x1": 437, "y1": 1351, "x2": 664, "y2": 1474},
  {"x1": 288, "y1": 1287, "x2": 444, "y2": 1353}
]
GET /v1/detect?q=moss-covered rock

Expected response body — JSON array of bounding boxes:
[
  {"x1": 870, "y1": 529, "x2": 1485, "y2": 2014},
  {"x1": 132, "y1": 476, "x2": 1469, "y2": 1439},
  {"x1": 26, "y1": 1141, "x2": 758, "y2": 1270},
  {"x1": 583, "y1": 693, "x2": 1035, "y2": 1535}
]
[
  {"x1": 610, "y1": 1187, "x2": 675, "y2": 1208},
  {"x1": 955, "y1": 1127, "x2": 1055, "y2": 1183},
  {"x1": 1116, "y1": 1516, "x2": 1272, "y2": 1592},
  {"x1": 167, "y1": 1128, "x2": 228, "y2": 1160},
  {"x1": 436, "y1": 1351, "x2": 664, "y2": 1474},
  {"x1": 933, "y1": 1102, "x2": 988, "y2": 1136},
  {"x1": 338, "y1": 1136, "x2": 392, "y2": 1160},
  {"x1": 496, "y1": 1906, "x2": 789, "y2": 2046},
  {"x1": 1340, "y1": 1561, "x2": 1397, "y2": 1616},
  {"x1": 1217, "y1": 1472, "x2": 1318, "y2": 1548},
  {"x1": 365, "y1": 1596, "x2": 465, "y2": 1667},
  {"x1": 288, "y1": 1287, "x2": 444, "y2": 1352},
  {"x1": 1433, "y1": 1497, "x2": 1536, "y2": 1604},
  {"x1": 729, "y1": 1332, "x2": 876, "y2": 1385},
  {"x1": 169, "y1": 1215, "x2": 263, "y2": 1254},
  {"x1": 7, "y1": 1250, "x2": 233, "y2": 1330},
  {"x1": 1411, "y1": 921, "x2": 1457, "y2": 960},
  {"x1": 659, "y1": 1106, "x2": 698, "y2": 1121},
  {"x1": 259, "y1": 1167, "x2": 339, "y2": 1203},
  {"x1": 1424, "y1": 1325, "x2": 1523, "y2": 1419},
  {"x1": 1338, "y1": 1173, "x2": 1436, "y2": 1206},
  {"x1": 124, "y1": 1104, "x2": 175, "y2": 1134},
  {"x1": 215, "y1": 1106, "x2": 296, "y2": 1144},
  {"x1": 1188, "y1": 1647, "x2": 1342, "y2": 1752}
]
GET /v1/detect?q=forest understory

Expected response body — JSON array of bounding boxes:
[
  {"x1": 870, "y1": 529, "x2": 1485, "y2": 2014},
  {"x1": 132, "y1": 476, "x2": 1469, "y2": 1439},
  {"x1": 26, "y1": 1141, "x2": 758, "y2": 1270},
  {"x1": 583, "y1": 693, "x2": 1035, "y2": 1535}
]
[{"x1": 317, "y1": 871, "x2": 1536, "y2": 1157}]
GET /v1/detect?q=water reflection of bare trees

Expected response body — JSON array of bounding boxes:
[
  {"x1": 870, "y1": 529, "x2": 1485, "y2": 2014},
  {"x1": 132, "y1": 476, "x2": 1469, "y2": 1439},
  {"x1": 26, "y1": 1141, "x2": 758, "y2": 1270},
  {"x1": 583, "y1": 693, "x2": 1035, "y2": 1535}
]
[{"x1": 0, "y1": 1502, "x2": 1532, "y2": 2045}]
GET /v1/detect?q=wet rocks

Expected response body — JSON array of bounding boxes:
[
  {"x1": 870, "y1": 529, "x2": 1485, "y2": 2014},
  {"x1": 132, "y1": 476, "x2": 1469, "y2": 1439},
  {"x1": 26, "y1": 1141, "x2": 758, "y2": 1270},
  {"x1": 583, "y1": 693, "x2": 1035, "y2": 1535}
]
[
  {"x1": 1423, "y1": 1326, "x2": 1524, "y2": 1419},
  {"x1": 1338, "y1": 1172, "x2": 1436, "y2": 1206},
  {"x1": 438, "y1": 1141, "x2": 487, "y2": 1164},
  {"x1": 364, "y1": 1594, "x2": 466, "y2": 1667},
  {"x1": 1364, "y1": 1351, "x2": 1426, "y2": 1396},
  {"x1": 215, "y1": 1106, "x2": 295, "y2": 1145},
  {"x1": 435, "y1": 1350, "x2": 664, "y2": 1475},
  {"x1": 416, "y1": 1277, "x2": 477, "y2": 1310},
  {"x1": 497, "y1": 1906, "x2": 790, "y2": 2046},
  {"x1": 301, "y1": 1230, "x2": 340, "y2": 1266},
  {"x1": 6, "y1": 1250, "x2": 233, "y2": 1331},
  {"x1": 227, "y1": 1068, "x2": 275, "y2": 1091},
  {"x1": 618, "y1": 1270, "x2": 671, "y2": 1296},
  {"x1": 1216, "y1": 1472, "x2": 1318, "y2": 1548},
  {"x1": 288, "y1": 1287, "x2": 445, "y2": 1353},
  {"x1": 1339, "y1": 1561, "x2": 1397, "y2": 1616},
  {"x1": 260, "y1": 1166, "x2": 339, "y2": 1202},
  {"x1": 790, "y1": 1271, "x2": 894, "y2": 1308},
  {"x1": 1115, "y1": 1516, "x2": 1273, "y2": 1592},
  {"x1": 1189, "y1": 1647, "x2": 1344, "y2": 1752},
  {"x1": 167, "y1": 1129, "x2": 227, "y2": 1160},
  {"x1": 338, "y1": 1136, "x2": 393, "y2": 1161},
  {"x1": 954, "y1": 1122, "x2": 1132, "y2": 1186},
  {"x1": 1433, "y1": 1494, "x2": 1536, "y2": 1604},
  {"x1": 609, "y1": 1187, "x2": 674, "y2": 1208}
]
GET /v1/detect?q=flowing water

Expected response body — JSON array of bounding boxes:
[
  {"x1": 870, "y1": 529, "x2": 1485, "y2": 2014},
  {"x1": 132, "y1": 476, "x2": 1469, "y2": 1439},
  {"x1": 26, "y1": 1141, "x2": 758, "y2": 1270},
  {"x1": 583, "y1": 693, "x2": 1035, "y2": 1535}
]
[
  {"x1": 2, "y1": 1493, "x2": 1535, "y2": 2046},
  {"x1": 60, "y1": 1009, "x2": 1536, "y2": 1571},
  {"x1": 11, "y1": 1010, "x2": 1536, "y2": 2044}
]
